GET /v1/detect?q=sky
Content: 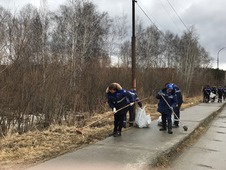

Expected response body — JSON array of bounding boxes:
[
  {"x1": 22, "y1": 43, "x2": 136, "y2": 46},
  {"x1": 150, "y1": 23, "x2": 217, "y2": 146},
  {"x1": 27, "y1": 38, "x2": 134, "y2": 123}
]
[{"x1": 1, "y1": 0, "x2": 226, "y2": 70}]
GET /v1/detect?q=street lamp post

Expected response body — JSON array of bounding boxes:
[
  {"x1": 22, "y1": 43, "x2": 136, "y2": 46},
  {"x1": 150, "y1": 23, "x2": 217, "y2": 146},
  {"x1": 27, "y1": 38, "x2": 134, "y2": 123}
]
[{"x1": 217, "y1": 46, "x2": 226, "y2": 69}]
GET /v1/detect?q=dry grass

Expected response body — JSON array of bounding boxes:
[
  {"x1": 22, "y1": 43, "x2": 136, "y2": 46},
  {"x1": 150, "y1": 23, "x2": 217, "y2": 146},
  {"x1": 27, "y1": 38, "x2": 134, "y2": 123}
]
[{"x1": 0, "y1": 96, "x2": 202, "y2": 170}]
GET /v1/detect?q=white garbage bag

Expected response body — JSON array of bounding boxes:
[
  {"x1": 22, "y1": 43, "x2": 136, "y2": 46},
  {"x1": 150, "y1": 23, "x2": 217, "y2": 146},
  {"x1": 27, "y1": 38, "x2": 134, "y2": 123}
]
[
  {"x1": 135, "y1": 107, "x2": 151, "y2": 128},
  {"x1": 210, "y1": 92, "x2": 216, "y2": 98}
]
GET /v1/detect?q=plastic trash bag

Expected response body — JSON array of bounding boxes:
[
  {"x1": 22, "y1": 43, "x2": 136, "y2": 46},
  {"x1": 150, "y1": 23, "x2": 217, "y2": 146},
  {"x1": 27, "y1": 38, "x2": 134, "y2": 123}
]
[
  {"x1": 135, "y1": 107, "x2": 151, "y2": 128},
  {"x1": 210, "y1": 92, "x2": 216, "y2": 98},
  {"x1": 157, "y1": 115, "x2": 174, "y2": 126}
]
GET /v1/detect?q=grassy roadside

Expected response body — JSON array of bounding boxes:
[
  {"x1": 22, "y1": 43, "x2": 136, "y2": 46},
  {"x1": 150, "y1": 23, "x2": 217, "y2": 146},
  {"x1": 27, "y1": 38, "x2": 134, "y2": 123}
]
[{"x1": 0, "y1": 96, "x2": 202, "y2": 170}]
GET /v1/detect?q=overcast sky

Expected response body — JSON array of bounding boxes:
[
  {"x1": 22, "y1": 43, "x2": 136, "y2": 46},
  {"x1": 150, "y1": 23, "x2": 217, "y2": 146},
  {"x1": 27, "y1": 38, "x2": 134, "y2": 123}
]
[{"x1": 1, "y1": 0, "x2": 226, "y2": 70}]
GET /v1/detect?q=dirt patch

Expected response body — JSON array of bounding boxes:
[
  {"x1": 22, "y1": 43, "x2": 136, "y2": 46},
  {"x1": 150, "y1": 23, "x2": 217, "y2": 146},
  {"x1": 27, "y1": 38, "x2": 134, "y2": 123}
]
[{"x1": 0, "y1": 96, "x2": 202, "y2": 170}]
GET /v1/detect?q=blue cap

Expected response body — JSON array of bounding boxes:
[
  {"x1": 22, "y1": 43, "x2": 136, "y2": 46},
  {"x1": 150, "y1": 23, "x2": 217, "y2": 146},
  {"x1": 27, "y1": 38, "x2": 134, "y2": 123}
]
[{"x1": 166, "y1": 84, "x2": 173, "y2": 90}]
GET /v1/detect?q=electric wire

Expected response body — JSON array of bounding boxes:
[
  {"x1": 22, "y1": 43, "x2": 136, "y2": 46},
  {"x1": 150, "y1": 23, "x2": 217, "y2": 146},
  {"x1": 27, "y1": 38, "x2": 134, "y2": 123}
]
[
  {"x1": 136, "y1": 3, "x2": 159, "y2": 31},
  {"x1": 136, "y1": 1, "x2": 165, "y2": 31},
  {"x1": 136, "y1": 3, "x2": 166, "y2": 51},
  {"x1": 136, "y1": 2, "x2": 173, "y2": 68},
  {"x1": 135, "y1": 1, "x2": 186, "y2": 68},
  {"x1": 159, "y1": 0, "x2": 183, "y2": 34},
  {"x1": 166, "y1": 0, "x2": 189, "y2": 31},
  {"x1": 136, "y1": 2, "x2": 174, "y2": 44}
]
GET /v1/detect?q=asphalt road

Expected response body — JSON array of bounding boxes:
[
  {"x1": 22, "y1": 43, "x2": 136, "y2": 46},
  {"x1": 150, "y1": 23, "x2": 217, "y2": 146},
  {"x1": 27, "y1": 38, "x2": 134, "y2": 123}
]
[{"x1": 169, "y1": 106, "x2": 226, "y2": 170}]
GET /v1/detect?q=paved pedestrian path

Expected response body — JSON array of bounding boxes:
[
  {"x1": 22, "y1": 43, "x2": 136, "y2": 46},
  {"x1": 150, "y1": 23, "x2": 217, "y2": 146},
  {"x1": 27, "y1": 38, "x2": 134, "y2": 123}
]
[
  {"x1": 170, "y1": 106, "x2": 226, "y2": 169},
  {"x1": 27, "y1": 101, "x2": 226, "y2": 170}
]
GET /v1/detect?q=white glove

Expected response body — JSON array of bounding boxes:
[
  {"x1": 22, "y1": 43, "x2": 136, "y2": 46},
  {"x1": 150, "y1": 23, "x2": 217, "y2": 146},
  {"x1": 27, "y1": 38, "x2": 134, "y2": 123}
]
[
  {"x1": 158, "y1": 91, "x2": 164, "y2": 96},
  {"x1": 130, "y1": 102, "x2": 134, "y2": 106},
  {"x1": 170, "y1": 106, "x2": 173, "y2": 111},
  {"x1": 113, "y1": 108, "x2": 117, "y2": 113}
]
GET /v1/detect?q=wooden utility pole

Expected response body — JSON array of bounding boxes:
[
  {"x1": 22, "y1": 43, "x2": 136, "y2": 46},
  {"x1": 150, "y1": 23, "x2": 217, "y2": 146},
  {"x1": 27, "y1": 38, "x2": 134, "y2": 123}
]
[{"x1": 132, "y1": 0, "x2": 136, "y2": 90}]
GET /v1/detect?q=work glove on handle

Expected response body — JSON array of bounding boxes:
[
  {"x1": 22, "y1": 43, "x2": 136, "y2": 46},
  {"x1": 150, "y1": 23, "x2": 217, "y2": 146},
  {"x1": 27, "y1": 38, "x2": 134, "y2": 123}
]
[
  {"x1": 129, "y1": 102, "x2": 134, "y2": 106},
  {"x1": 170, "y1": 106, "x2": 174, "y2": 111},
  {"x1": 158, "y1": 91, "x2": 164, "y2": 96},
  {"x1": 113, "y1": 107, "x2": 117, "y2": 114}
]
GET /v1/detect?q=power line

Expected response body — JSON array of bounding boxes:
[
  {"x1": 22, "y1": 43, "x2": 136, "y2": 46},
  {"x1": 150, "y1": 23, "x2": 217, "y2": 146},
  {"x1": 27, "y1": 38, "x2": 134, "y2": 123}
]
[
  {"x1": 136, "y1": 1, "x2": 179, "y2": 65},
  {"x1": 159, "y1": 0, "x2": 183, "y2": 34},
  {"x1": 136, "y1": 0, "x2": 184, "y2": 36},
  {"x1": 136, "y1": 2, "x2": 162, "y2": 35},
  {"x1": 136, "y1": 1, "x2": 165, "y2": 30},
  {"x1": 166, "y1": 0, "x2": 189, "y2": 31},
  {"x1": 136, "y1": 1, "x2": 176, "y2": 43},
  {"x1": 136, "y1": 3, "x2": 154, "y2": 25}
]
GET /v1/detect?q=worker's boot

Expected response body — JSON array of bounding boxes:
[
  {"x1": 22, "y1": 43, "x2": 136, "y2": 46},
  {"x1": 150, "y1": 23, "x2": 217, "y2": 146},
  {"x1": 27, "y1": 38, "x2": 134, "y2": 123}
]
[
  {"x1": 109, "y1": 130, "x2": 117, "y2": 136},
  {"x1": 159, "y1": 127, "x2": 167, "y2": 131},
  {"x1": 168, "y1": 129, "x2": 173, "y2": 134},
  {"x1": 160, "y1": 121, "x2": 167, "y2": 131},
  {"x1": 173, "y1": 121, "x2": 179, "y2": 128},
  {"x1": 113, "y1": 131, "x2": 121, "y2": 137}
]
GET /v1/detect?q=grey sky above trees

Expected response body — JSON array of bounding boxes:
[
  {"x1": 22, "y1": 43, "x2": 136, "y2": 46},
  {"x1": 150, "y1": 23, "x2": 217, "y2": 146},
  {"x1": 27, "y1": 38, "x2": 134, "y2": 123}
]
[{"x1": 1, "y1": 0, "x2": 226, "y2": 69}]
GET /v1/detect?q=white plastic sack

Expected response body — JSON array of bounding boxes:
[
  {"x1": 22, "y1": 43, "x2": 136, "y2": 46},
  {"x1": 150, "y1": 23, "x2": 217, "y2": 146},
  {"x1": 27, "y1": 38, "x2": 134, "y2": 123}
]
[
  {"x1": 210, "y1": 92, "x2": 216, "y2": 98},
  {"x1": 135, "y1": 107, "x2": 151, "y2": 128},
  {"x1": 157, "y1": 115, "x2": 174, "y2": 126}
]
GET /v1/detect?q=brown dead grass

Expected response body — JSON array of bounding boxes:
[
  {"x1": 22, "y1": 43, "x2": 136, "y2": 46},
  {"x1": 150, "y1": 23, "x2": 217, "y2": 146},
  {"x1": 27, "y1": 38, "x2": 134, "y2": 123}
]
[{"x1": 0, "y1": 96, "x2": 202, "y2": 170}]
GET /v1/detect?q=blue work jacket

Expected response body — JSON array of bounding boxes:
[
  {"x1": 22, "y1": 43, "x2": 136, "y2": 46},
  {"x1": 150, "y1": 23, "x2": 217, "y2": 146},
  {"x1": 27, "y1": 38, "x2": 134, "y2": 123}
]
[
  {"x1": 106, "y1": 89, "x2": 133, "y2": 110},
  {"x1": 156, "y1": 89, "x2": 178, "y2": 115}
]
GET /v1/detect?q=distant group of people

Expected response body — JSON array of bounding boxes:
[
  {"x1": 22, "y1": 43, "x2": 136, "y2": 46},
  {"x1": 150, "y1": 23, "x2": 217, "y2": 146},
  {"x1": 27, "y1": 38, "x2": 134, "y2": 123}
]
[
  {"x1": 106, "y1": 82, "x2": 183, "y2": 137},
  {"x1": 202, "y1": 85, "x2": 226, "y2": 103}
]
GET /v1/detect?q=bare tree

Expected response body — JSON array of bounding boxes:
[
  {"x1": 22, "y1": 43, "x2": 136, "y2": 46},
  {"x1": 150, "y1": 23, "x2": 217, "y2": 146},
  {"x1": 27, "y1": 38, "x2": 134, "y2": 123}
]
[
  {"x1": 178, "y1": 28, "x2": 201, "y2": 92},
  {"x1": 136, "y1": 22, "x2": 163, "y2": 69},
  {"x1": 0, "y1": 1, "x2": 217, "y2": 137}
]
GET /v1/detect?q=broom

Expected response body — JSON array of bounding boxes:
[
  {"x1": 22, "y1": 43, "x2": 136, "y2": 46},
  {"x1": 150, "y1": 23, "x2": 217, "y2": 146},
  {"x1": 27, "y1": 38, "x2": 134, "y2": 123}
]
[
  {"x1": 75, "y1": 97, "x2": 150, "y2": 135},
  {"x1": 160, "y1": 94, "x2": 188, "y2": 131}
]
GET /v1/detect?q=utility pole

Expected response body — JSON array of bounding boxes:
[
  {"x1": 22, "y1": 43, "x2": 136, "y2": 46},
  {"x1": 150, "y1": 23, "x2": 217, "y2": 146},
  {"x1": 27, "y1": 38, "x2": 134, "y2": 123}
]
[{"x1": 132, "y1": 0, "x2": 136, "y2": 90}]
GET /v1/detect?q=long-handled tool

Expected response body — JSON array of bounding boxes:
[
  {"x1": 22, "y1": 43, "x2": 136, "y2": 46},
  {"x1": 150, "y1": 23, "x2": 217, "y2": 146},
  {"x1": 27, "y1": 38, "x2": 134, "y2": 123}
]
[
  {"x1": 160, "y1": 94, "x2": 188, "y2": 131},
  {"x1": 75, "y1": 97, "x2": 150, "y2": 135}
]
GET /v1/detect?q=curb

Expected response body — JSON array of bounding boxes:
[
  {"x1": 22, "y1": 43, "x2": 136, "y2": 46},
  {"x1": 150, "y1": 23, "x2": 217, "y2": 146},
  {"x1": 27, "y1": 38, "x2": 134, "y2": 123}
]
[{"x1": 151, "y1": 103, "x2": 226, "y2": 167}]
